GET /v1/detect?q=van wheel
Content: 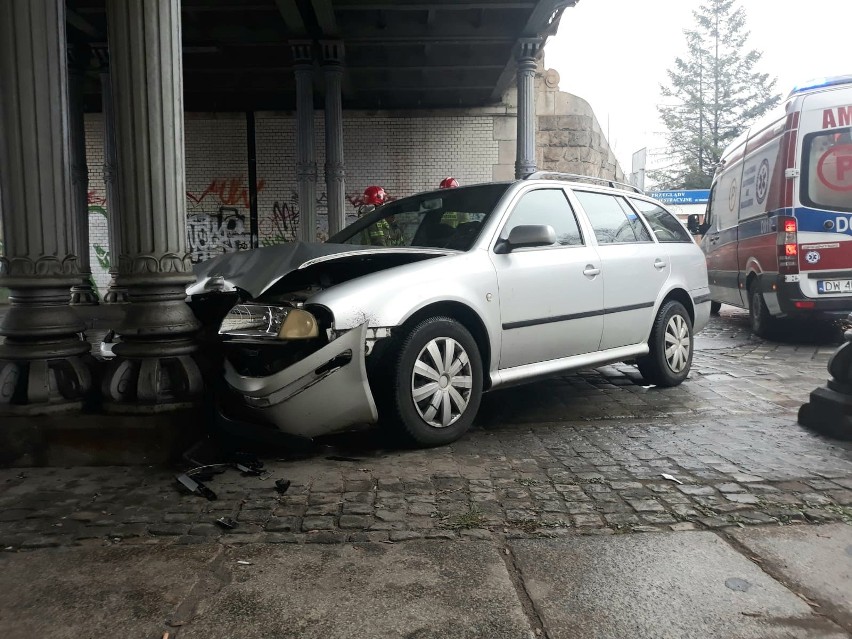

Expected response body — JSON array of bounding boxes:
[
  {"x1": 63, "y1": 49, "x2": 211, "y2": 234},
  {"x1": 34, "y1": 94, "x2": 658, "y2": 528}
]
[
  {"x1": 710, "y1": 301, "x2": 722, "y2": 315},
  {"x1": 637, "y1": 301, "x2": 693, "y2": 387},
  {"x1": 389, "y1": 316, "x2": 482, "y2": 447},
  {"x1": 749, "y1": 286, "x2": 775, "y2": 339}
]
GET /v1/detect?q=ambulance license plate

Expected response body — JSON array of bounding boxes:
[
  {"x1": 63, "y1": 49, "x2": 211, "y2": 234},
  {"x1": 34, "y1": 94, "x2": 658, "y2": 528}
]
[{"x1": 817, "y1": 279, "x2": 852, "y2": 294}]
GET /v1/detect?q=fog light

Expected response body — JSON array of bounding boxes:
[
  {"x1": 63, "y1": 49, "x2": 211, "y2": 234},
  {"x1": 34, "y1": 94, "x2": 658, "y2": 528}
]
[
  {"x1": 279, "y1": 308, "x2": 319, "y2": 339},
  {"x1": 794, "y1": 301, "x2": 816, "y2": 309}
]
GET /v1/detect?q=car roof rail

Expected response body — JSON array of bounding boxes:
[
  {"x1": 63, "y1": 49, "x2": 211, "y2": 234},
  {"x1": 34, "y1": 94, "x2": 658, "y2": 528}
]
[{"x1": 524, "y1": 171, "x2": 643, "y2": 194}]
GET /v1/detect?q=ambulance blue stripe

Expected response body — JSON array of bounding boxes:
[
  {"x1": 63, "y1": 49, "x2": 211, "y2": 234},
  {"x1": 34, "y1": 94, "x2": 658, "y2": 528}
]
[{"x1": 711, "y1": 207, "x2": 852, "y2": 242}]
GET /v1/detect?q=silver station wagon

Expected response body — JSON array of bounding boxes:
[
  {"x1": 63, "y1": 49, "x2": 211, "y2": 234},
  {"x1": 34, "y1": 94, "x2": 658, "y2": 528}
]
[{"x1": 189, "y1": 173, "x2": 711, "y2": 447}]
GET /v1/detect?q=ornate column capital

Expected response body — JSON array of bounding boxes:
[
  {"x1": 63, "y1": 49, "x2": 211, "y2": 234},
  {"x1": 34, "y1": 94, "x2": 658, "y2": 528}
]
[
  {"x1": 515, "y1": 38, "x2": 543, "y2": 66},
  {"x1": 320, "y1": 40, "x2": 345, "y2": 67},
  {"x1": 291, "y1": 40, "x2": 315, "y2": 68}
]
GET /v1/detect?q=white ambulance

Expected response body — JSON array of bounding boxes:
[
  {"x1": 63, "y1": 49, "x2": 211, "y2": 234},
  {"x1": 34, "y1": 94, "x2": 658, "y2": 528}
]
[{"x1": 691, "y1": 75, "x2": 852, "y2": 337}]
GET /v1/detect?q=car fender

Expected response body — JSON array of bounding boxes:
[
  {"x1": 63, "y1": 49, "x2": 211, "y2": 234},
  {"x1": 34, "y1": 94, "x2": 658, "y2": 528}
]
[{"x1": 309, "y1": 250, "x2": 501, "y2": 361}]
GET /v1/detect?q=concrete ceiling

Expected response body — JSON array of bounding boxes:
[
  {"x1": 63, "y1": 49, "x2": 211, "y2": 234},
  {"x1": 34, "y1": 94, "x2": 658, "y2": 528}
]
[{"x1": 68, "y1": 0, "x2": 575, "y2": 112}]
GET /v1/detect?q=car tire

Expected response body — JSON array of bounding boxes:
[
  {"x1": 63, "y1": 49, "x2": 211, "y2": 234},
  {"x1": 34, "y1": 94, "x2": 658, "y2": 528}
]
[
  {"x1": 637, "y1": 301, "x2": 693, "y2": 387},
  {"x1": 388, "y1": 316, "x2": 483, "y2": 447},
  {"x1": 749, "y1": 285, "x2": 775, "y2": 339},
  {"x1": 710, "y1": 301, "x2": 722, "y2": 315}
]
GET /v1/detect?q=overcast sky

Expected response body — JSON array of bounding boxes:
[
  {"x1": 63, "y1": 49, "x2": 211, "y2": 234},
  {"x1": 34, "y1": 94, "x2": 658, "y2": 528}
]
[{"x1": 544, "y1": 0, "x2": 852, "y2": 176}]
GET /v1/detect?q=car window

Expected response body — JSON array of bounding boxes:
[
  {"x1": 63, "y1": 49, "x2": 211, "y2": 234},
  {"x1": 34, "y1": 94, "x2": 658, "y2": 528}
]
[
  {"x1": 629, "y1": 199, "x2": 692, "y2": 242},
  {"x1": 574, "y1": 191, "x2": 652, "y2": 244},
  {"x1": 331, "y1": 184, "x2": 509, "y2": 250},
  {"x1": 500, "y1": 189, "x2": 584, "y2": 246}
]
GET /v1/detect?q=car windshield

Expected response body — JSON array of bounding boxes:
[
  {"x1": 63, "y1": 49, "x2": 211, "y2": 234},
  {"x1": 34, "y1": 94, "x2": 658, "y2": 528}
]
[{"x1": 329, "y1": 184, "x2": 510, "y2": 250}]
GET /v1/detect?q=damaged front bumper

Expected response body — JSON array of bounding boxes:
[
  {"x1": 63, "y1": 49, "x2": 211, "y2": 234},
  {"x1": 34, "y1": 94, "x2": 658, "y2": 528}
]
[{"x1": 222, "y1": 323, "x2": 378, "y2": 438}]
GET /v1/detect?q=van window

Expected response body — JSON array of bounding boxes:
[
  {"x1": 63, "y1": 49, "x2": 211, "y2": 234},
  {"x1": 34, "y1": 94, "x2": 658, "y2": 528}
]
[
  {"x1": 801, "y1": 128, "x2": 852, "y2": 213},
  {"x1": 574, "y1": 191, "x2": 652, "y2": 244},
  {"x1": 629, "y1": 199, "x2": 692, "y2": 242}
]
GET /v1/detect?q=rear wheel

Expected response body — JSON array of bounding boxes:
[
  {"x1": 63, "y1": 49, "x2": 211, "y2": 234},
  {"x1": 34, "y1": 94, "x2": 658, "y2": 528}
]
[
  {"x1": 637, "y1": 301, "x2": 693, "y2": 387},
  {"x1": 749, "y1": 285, "x2": 775, "y2": 339},
  {"x1": 710, "y1": 301, "x2": 722, "y2": 315},
  {"x1": 388, "y1": 316, "x2": 483, "y2": 447}
]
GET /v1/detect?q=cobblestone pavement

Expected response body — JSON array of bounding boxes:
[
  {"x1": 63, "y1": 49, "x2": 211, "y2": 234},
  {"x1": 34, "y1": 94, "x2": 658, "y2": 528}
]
[{"x1": 1, "y1": 306, "x2": 850, "y2": 550}]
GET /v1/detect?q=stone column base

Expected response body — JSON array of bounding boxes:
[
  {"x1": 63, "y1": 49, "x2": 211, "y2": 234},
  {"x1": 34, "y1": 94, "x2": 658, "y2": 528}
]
[
  {"x1": 798, "y1": 386, "x2": 852, "y2": 440},
  {"x1": 102, "y1": 352, "x2": 202, "y2": 412},
  {"x1": 70, "y1": 283, "x2": 100, "y2": 305},
  {"x1": 103, "y1": 286, "x2": 130, "y2": 304},
  {"x1": 0, "y1": 355, "x2": 91, "y2": 416}
]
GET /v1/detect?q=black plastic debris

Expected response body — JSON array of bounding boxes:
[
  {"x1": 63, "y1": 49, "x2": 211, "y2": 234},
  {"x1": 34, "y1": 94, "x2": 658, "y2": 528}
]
[
  {"x1": 231, "y1": 451, "x2": 264, "y2": 472},
  {"x1": 176, "y1": 473, "x2": 217, "y2": 501},
  {"x1": 275, "y1": 479, "x2": 291, "y2": 494},
  {"x1": 235, "y1": 463, "x2": 262, "y2": 476},
  {"x1": 215, "y1": 516, "x2": 238, "y2": 530}
]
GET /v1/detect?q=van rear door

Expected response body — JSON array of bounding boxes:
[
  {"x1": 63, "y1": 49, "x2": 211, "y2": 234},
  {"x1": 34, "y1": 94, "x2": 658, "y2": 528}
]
[{"x1": 796, "y1": 86, "x2": 852, "y2": 299}]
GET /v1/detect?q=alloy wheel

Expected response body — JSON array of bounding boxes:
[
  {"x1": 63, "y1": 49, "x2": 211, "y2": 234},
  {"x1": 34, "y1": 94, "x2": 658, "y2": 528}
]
[
  {"x1": 410, "y1": 337, "x2": 473, "y2": 428},
  {"x1": 664, "y1": 314, "x2": 691, "y2": 373}
]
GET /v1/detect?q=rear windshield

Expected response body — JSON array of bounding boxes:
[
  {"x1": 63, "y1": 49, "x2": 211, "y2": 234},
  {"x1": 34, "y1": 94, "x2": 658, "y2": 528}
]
[
  {"x1": 329, "y1": 184, "x2": 510, "y2": 251},
  {"x1": 801, "y1": 128, "x2": 852, "y2": 213}
]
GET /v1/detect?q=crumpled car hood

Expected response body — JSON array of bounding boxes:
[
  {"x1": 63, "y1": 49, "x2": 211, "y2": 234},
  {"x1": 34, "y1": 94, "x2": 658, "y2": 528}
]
[{"x1": 188, "y1": 242, "x2": 454, "y2": 298}]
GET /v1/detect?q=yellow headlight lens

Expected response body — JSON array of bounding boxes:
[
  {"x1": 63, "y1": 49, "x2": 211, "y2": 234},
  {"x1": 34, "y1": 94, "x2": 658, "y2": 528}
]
[{"x1": 278, "y1": 308, "x2": 319, "y2": 339}]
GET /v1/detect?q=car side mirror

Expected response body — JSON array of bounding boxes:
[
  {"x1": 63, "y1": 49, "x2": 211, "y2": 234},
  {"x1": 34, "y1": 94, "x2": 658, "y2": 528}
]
[
  {"x1": 686, "y1": 214, "x2": 701, "y2": 234},
  {"x1": 496, "y1": 225, "x2": 557, "y2": 253}
]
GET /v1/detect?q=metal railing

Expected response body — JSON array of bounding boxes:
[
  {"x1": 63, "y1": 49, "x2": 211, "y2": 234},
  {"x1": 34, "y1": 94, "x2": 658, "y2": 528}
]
[{"x1": 524, "y1": 171, "x2": 643, "y2": 194}]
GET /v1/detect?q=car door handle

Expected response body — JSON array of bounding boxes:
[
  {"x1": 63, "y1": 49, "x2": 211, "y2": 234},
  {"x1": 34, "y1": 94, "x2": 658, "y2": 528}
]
[
  {"x1": 583, "y1": 265, "x2": 601, "y2": 277},
  {"x1": 654, "y1": 259, "x2": 667, "y2": 270}
]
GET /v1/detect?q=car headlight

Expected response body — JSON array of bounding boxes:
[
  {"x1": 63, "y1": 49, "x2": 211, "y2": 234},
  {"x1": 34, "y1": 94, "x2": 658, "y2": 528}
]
[{"x1": 219, "y1": 304, "x2": 319, "y2": 340}]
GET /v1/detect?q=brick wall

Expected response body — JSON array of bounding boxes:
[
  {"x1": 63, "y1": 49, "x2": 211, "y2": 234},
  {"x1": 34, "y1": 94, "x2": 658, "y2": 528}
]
[
  {"x1": 72, "y1": 69, "x2": 624, "y2": 296},
  {"x1": 81, "y1": 110, "x2": 504, "y2": 292}
]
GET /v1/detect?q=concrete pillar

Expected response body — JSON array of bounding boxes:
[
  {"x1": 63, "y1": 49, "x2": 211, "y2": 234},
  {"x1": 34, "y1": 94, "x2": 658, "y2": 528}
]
[
  {"x1": 94, "y1": 48, "x2": 128, "y2": 304},
  {"x1": 515, "y1": 39, "x2": 542, "y2": 179},
  {"x1": 68, "y1": 41, "x2": 100, "y2": 305},
  {"x1": 293, "y1": 42, "x2": 318, "y2": 243},
  {"x1": 0, "y1": 0, "x2": 92, "y2": 414},
  {"x1": 101, "y1": 0, "x2": 201, "y2": 410},
  {"x1": 321, "y1": 41, "x2": 346, "y2": 236}
]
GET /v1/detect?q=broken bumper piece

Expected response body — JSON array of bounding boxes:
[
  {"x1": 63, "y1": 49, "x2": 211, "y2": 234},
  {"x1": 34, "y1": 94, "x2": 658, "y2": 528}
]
[{"x1": 223, "y1": 323, "x2": 378, "y2": 438}]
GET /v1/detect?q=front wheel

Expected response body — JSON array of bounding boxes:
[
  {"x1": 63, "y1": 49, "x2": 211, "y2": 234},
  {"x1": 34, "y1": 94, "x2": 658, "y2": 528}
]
[
  {"x1": 637, "y1": 301, "x2": 693, "y2": 387},
  {"x1": 389, "y1": 316, "x2": 483, "y2": 447}
]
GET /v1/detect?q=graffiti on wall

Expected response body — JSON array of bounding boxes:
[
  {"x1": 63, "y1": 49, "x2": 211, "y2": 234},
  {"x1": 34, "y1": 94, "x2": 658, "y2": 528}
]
[
  {"x1": 186, "y1": 176, "x2": 265, "y2": 210},
  {"x1": 261, "y1": 190, "x2": 361, "y2": 246},
  {"x1": 187, "y1": 207, "x2": 251, "y2": 262},
  {"x1": 88, "y1": 190, "x2": 111, "y2": 295},
  {"x1": 186, "y1": 176, "x2": 263, "y2": 262},
  {"x1": 83, "y1": 175, "x2": 377, "y2": 274}
]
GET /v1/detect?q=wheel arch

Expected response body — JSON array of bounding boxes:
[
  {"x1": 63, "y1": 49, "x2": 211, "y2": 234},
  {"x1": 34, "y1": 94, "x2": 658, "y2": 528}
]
[
  {"x1": 745, "y1": 269, "x2": 760, "y2": 296},
  {"x1": 401, "y1": 301, "x2": 492, "y2": 390},
  {"x1": 660, "y1": 287, "x2": 695, "y2": 325}
]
